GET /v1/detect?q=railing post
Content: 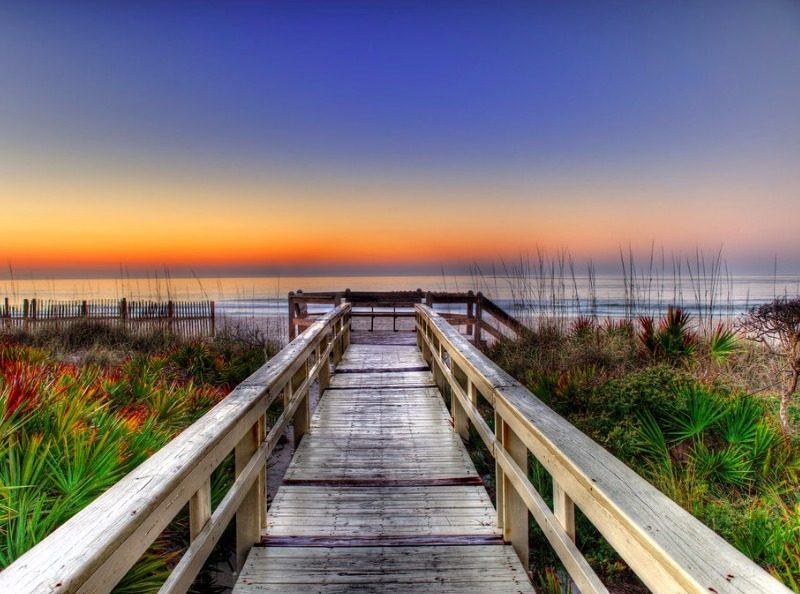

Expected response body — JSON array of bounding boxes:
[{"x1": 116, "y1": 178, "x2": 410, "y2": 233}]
[
  {"x1": 495, "y1": 411, "x2": 504, "y2": 533},
  {"x1": 452, "y1": 367, "x2": 469, "y2": 439},
  {"x1": 432, "y1": 345, "x2": 446, "y2": 393},
  {"x1": 498, "y1": 415, "x2": 530, "y2": 570},
  {"x1": 189, "y1": 479, "x2": 212, "y2": 542},
  {"x1": 235, "y1": 416, "x2": 265, "y2": 572},
  {"x1": 289, "y1": 359, "x2": 310, "y2": 447},
  {"x1": 554, "y1": 482, "x2": 576, "y2": 542},
  {"x1": 288, "y1": 291, "x2": 296, "y2": 341},
  {"x1": 474, "y1": 292, "x2": 483, "y2": 345},
  {"x1": 332, "y1": 322, "x2": 343, "y2": 364},
  {"x1": 318, "y1": 344, "x2": 330, "y2": 393},
  {"x1": 466, "y1": 290, "x2": 475, "y2": 336},
  {"x1": 344, "y1": 288, "x2": 351, "y2": 330}
]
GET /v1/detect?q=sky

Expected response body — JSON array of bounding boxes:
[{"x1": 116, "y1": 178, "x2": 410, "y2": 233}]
[{"x1": 1, "y1": 1, "x2": 799, "y2": 276}]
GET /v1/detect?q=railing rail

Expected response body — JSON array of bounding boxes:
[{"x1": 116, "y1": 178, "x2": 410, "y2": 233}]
[
  {"x1": 288, "y1": 289, "x2": 522, "y2": 343},
  {"x1": 0, "y1": 304, "x2": 351, "y2": 594},
  {"x1": 415, "y1": 304, "x2": 790, "y2": 594}
]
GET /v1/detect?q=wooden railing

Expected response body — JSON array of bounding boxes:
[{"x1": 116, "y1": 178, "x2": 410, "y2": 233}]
[
  {"x1": 415, "y1": 304, "x2": 790, "y2": 594},
  {"x1": 0, "y1": 304, "x2": 351, "y2": 594},
  {"x1": 288, "y1": 289, "x2": 524, "y2": 343}
]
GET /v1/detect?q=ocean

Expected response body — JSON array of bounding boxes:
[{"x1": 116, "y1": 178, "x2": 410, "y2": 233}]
[{"x1": 2, "y1": 273, "x2": 800, "y2": 324}]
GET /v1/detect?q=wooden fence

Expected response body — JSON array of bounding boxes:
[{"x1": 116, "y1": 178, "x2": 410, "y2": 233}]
[{"x1": 1, "y1": 298, "x2": 215, "y2": 337}]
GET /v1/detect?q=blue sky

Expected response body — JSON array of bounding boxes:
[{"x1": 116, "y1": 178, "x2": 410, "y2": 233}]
[{"x1": 1, "y1": 1, "x2": 799, "y2": 273}]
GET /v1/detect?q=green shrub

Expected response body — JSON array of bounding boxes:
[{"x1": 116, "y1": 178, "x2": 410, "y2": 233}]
[{"x1": 584, "y1": 365, "x2": 690, "y2": 459}]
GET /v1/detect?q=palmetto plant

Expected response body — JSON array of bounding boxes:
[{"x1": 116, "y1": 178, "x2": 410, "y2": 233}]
[
  {"x1": 0, "y1": 343, "x2": 231, "y2": 592},
  {"x1": 635, "y1": 383, "x2": 788, "y2": 498},
  {"x1": 638, "y1": 306, "x2": 697, "y2": 364},
  {"x1": 669, "y1": 385, "x2": 725, "y2": 443},
  {"x1": 709, "y1": 324, "x2": 738, "y2": 363}
]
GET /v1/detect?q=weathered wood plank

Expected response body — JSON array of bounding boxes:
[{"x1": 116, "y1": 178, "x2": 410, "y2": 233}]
[
  {"x1": 329, "y1": 371, "x2": 434, "y2": 389},
  {"x1": 349, "y1": 331, "x2": 418, "y2": 346},
  {"x1": 267, "y1": 485, "x2": 497, "y2": 537},
  {"x1": 234, "y1": 545, "x2": 535, "y2": 594}
]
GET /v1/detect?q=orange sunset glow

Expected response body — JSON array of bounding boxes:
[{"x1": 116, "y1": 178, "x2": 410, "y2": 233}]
[{"x1": 3, "y1": 163, "x2": 799, "y2": 272}]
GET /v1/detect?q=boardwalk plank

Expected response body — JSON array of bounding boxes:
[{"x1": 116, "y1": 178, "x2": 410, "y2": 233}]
[{"x1": 235, "y1": 545, "x2": 535, "y2": 594}]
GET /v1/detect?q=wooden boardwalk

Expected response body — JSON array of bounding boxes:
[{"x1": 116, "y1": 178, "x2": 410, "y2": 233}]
[
  {"x1": 6, "y1": 299, "x2": 786, "y2": 594},
  {"x1": 234, "y1": 331, "x2": 535, "y2": 593}
]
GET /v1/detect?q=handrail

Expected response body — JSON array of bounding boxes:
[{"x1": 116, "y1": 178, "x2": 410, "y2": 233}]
[
  {"x1": 0, "y1": 304, "x2": 352, "y2": 594},
  {"x1": 288, "y1": 289, "x2": 524, "y2": 343},
  {"x1": 415, "y1": 304, "x2": 790, "y2": 594}
]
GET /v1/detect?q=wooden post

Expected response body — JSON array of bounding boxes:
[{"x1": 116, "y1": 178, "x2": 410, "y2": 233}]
[
  {"x1": 235, "y1": 416, "x2": 265, "y2": 572},
  {"x1": 452, "y1": 368, "x2": 469, "y2": 439},
  {"x1": 474, "y1": 292, "x2": 483, "y2": 345},
  {"x1": 344, "y1": 288, "x2": 351, "y2": 330},
  {"x1": 318, "y1": 345, "x2": 330, "y2": 393},
  {"x1": 189, "y1": 479, "x2": 212, "y2": 542},
  {"x1": 431, "y1": 343, "x2": 446, "y2": 393},
  {"x1": 82, "y1": 300, "x2": 89, "y2": 318},
  {"x1": 499, "y1": 417, "x2": 529, "y2": 569},
  {"x1": 289, "y1": 360, "x2": 310, "y2": 447},
  {"x1": 343, "y1": 315, "x2": 351, "y2": 350},
  {"x1": 495, "y1": 411, "x2": 504, "y2": 533},
  {"x1": 554, "y1": 482, "x2": 576, "y2": 542},
  {"x1": 288, "y1": 291, "x2": 296, "y2": 341},
  {"x1": 209, "y1": 300, "x2": 215, "y2": 337},
  {"x1": 332, "y1": 321, "x2": 343, "y2": 365},
  {"x1": 22, "y1": 298, "x2": 29, "y2": 331},
  {"x1": 466, "y1": 290, "x2": 475, "y2": 336}
]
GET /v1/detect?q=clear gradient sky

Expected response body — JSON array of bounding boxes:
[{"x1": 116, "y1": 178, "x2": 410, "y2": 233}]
[{"x1": 1, "y1": 1, "x2": 799, "y2": 275}]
